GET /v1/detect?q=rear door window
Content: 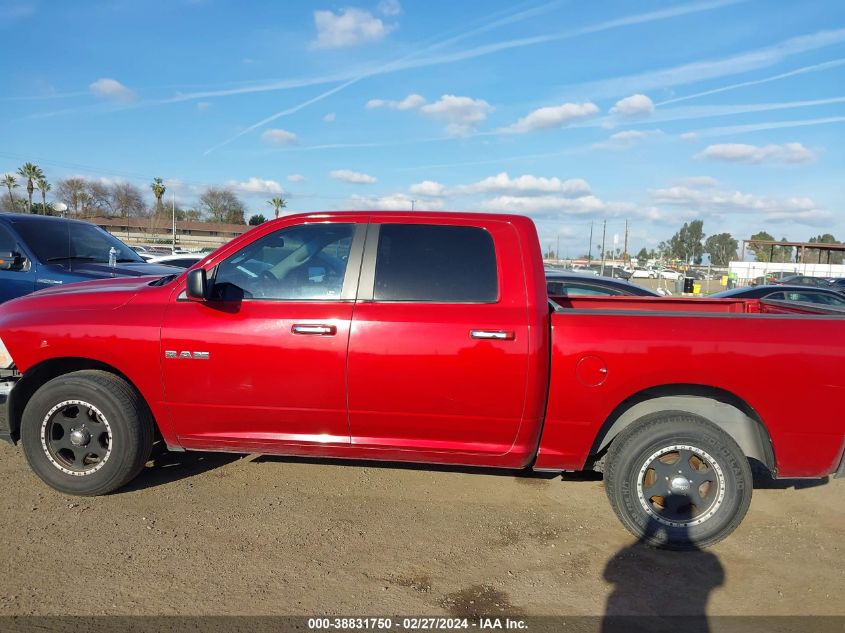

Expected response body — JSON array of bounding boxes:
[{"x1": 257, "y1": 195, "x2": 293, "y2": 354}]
[{"x1": 373, "y1": 224, "x2": 498, "y2": 302}]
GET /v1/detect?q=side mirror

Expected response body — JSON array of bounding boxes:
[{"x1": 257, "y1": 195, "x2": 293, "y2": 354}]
[
  {"x1": 0, "y1": 251, "x2": 23, "y2": 271},
  {"x1": 186, "y1": 268, "x2": 209, "y2": 301}
]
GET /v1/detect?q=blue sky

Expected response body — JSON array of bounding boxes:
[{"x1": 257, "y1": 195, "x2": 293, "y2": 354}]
[{"x1": 1, "y1": 0, "x2": 844, "y2": 256}]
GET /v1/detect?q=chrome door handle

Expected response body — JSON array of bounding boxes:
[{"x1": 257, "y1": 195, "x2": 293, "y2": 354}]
[
  {"x1": 292, "y1": 324, "x2": 337, "y2": 336},
  {"x1": 470, "y1": 330, "x2": 515, "y2": 340}
]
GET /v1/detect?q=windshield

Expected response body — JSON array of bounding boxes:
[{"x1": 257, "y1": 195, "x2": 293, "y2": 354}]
[{"x1": 13, "y1": 219, "x2": 143, "y2": 265}]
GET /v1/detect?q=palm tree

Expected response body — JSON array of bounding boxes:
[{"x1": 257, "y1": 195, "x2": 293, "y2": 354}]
[
  {"x1": 17, "y1": 162, "x2": 44, "y2": 214},
  {"x1": 150, "y1": 177, "x2": 166, "y2": 214},
  {"x1": 267, "y1": 196, "x2": 287, "y2": 219},
  {"x1": 2, "y1": 174, "x2": 18, "y2": 210},
  {"x1": 36, "y1": 177, "x2": 51, "y2": 214}
]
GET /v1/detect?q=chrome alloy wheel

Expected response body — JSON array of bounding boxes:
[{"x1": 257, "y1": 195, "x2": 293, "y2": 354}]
[
  {"x1": 40, "y1": 400, "x2": 113, "y2": 476},
  {"x1": 636, "y1": 444, "x2": 726, "y2": 528}
]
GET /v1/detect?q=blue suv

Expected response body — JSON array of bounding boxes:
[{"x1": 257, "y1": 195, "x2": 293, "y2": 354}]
[{"x1": 0, "y1": 213, "x2": 181, "y2": 303}]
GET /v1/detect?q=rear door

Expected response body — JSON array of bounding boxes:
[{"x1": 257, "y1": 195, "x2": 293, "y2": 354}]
[{"x1": 346, "y1": 218, "x2": 530, "y2": 456}]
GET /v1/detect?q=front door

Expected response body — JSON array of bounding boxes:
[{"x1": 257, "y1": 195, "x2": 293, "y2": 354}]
[
  {"x1": 0, "y1": 224, "x2": 34, "y2": 303},
  {"x1": 161, "y1": 221, "x2": 365, "y2": 451}
]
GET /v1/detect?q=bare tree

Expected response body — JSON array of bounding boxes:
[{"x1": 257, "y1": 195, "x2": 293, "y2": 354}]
[
  {"x1": 86, "y1": 180, "x2": 113, "y2": 215},
  {"x1": 111, "y1": 182, "x2": 147, "y2": 218},
  {"x1": 55, "y1": 178, "x2": 89, "y2": 216},
  {"x1": 199, "y1": 187, "x2": 246, "y2": 224}
]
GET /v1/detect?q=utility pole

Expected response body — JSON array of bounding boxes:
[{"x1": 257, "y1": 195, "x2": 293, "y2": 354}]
[
  {"x1": 587, "y1": 221, "x2": 594, "y2": 264},
  {"x1": 623, "y1": 219, "x2": 629, "y2": 263},
  {"x1": 556, "y1": 234, "x2": 560, "y2": 261},
  {"x1": 171, "y1": 192, "x2": 176, "y2": 253},
  {"x1": 410, "y1": 199, "x2": 416, "y2": 211},
  {"x1": 600, "y1": 220, "x2": 607, "y2": 276}
]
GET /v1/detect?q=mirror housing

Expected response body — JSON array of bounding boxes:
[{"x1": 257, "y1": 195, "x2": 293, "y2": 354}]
[
  {"x1": 186, "y1": 268, "x2": 209, "y2": 301},
  {"x1": 0, "y1": 251, "x2": 23, "y2": 271}
]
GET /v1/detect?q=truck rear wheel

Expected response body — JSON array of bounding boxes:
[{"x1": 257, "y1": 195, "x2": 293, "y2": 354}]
[
  {"x1": 604, "y1": 412, "x2": 752, "y2": 549},
  {"x1": 20, "y1": 370, "x2": 153, "y2": 496}
]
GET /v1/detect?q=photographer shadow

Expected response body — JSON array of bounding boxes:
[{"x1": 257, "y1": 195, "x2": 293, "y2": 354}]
[{"x1": 602, "y1": 517, "x2": 724, "y2": 633}]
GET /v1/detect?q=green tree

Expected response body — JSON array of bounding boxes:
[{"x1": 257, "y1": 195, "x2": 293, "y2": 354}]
[
  {"x1": 150, "y1": 177, "x2": 166, "y2": 215},
  {"x1": 807, "y1": 234, "x2": 843, "y2": 264},
  {"x1": 748, "y1": 231, "x2": 775, "y2": 262},
  {"x1": 636, "y1": 247, "x2": 649, "y2": 265},
  {"x1": 17, "y1": 162, "x2": 44, "y2": 214},
  {"x1": 249, "y1": 213, "x2": 267, "y2": 226},
  {"x1": 267, "y1": 196, "x2": 287, "y2": 219},
  {"x1": 704, "y1": 233, "x2": 738, "y2": 266},
  {"x1": 35, "y1": 177, "x2": 50, "y2": 214},
  {"x1": 199, "y1": 187, "x2": 246, "y2": 224},
  {"x1": 2, "y1": 174, "x2": 18, "y2": 209},
  {"x1": 668, "y1": 219, "x2": 705, "y2": 264}
]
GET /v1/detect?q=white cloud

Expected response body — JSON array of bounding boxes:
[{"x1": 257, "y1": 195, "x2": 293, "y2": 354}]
[
  {"x1": 504, "y1": 102, "x2": 598, "y2": 134},
  {"x1": 420, "y1": 94, "x2": 493, "y2": 136},
  {"x1": 673, "y1": 176, "x2": 719, "y2": 188},
  {"x1": 313, "y1": 8, "x2": 393, "y2": 49},
  {"x1": 261, "y1": 128, "x2": 298, "y2": 145},
  {"x1": 366, "y1": 93, "x2": 426, "y2": 110},
  {"x1": 196, "y1": 101, "x2": 211, "y2": 111},
  {"x1": 483, "y1": 194, "x2": 632, "y2": 219},
  {"x1": 695, "y1": 142, "x2": 816, "y2": 164},
  {"x1": 680, "y1": 131, "x2": 700, "y2": 142},
  {"x1": 610, "y1": 94, "x2": 655, "y2": 117},
  {"x1": 456, "y1": 172, "x2": 591, "y2": 197},
  {"x1": 348, "y1": 193, "x2": 443, "y2": 210},
  {"x1": 651, "y1": 183, "x2": 830, "y2": 223},
  {"x1": 287, "y1": 174, "x2": 306, "y2": 183},
  {"x1": 378, "y1": 0, "x2": 401, "y2": 16},
  {"x1": 225, "y1": 177, "x2": 284, "y2": 195},
  {"x1": 323, "y1": 112, "x2": 336, "y2": 122},
  {"x1": 88, "y1": 78, "x2": 136, "y2": 103},
  {"x1": 331, "y1": 169, "x2": 377, "y2": 184},
  {"x1": 409, "y1": 180, "x2": 446, "y2": 197},
  {"x1": 595, "y1": 128, "x2": 663, "y2": 148}
]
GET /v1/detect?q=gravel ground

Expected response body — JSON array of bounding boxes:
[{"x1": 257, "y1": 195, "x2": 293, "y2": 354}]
[{"x1": 0, "y1": 445, "x2": 842, "y2": 617}]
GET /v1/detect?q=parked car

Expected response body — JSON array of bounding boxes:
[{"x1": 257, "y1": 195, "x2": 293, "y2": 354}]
[
  {"x1": 655, "y1": 267, "x2": 683, "y2": 280},
  {"x1": 827, "y1": 278, "x2": 845, "y2": 294},
  {"x1": 630, "y1": 267, "x2": 657, "y2": 279},
  {"x1": 1, "y1": 211, "x2": 843, "y2": 550},
  {"x1": 772, "y1": 274, "x2": 830, "y2": 287},
  {"x1": 710, "y1": 285, "x2": 845, "y2": 307},
  {"x1": 546, "y1": 271, "x2": 658, "y2": 298},
  {"x1": 130, "y1": 245, "x2": 155, "y2": 261},
  {"x1": 0, "y1": 214, "x2": 183, "y2": 304},
  {"x1": 147, "y1": 253, "x2": 205, "y2": 268}
]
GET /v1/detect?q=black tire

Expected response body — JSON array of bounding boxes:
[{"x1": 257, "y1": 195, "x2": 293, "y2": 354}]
[
  {"x1": 604, "y1": 412, "x2": 752, "y2": 550},
  {"x1": 20, "y1": 370, "x2": 154, "y2": 496}
]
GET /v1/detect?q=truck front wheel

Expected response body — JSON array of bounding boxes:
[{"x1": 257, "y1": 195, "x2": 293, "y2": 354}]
[
  {"x1": 604, "y1": 412, "x2": 752, "y2": 549},
  {"x1": 20, "y1": 370, "x2": 154, "y2": 496}
]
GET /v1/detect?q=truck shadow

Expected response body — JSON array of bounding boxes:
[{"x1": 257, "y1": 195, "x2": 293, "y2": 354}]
[
  {"x1": 124, "y1": 451, "x2": 828, "y2": 493},
  {"x1": 602, "y1": 518, "x2": 724, "y2": 633},
  {"x1": 121, "y1": 443, "x2": 241, "y2": 493}
]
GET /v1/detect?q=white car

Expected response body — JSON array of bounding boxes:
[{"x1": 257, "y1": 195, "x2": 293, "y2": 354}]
[
  {"x1": 630, "y1": 267, "x2": 657, "y2": 279},
  {"x1": 147, "y1": 253, "x2": 204, "y2": 269},
  {"x1": 656, "y1": 268, "x2": 683, "y2": 281}
]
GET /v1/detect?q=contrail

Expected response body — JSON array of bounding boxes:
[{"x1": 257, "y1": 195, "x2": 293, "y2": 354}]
[{"x1": 204, "y1": 0, "x2": 745, "y2": 154}]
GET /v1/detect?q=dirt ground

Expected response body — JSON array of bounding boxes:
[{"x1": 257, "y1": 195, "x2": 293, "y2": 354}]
[{"x1": 0, "y1": 445, "x2": 842, "y2": 618}]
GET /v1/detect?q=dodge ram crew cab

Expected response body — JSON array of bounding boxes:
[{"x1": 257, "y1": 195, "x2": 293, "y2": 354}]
[
  {"x1": 0, "y1": 211, "x2": 842, "y2": 549},
  {"x1": 0, "y1": 213, "x2": 180, "y2": 304}
]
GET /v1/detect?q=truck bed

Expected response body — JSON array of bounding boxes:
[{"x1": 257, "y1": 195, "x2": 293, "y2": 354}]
[{"x1": 539, "y1": 294, "x2": 845, "y2": 477}]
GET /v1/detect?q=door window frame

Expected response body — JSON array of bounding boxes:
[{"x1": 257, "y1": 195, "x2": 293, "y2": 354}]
[
  {"x1": 187, "y1": 222, "x2": 368, "y2": 303},
  {"x1": 356, "y1": 223, "x2": 501, "y2": 304}
]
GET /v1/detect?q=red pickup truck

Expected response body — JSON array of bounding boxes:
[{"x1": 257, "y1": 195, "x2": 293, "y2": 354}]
[{"x1": 0, "y1": 211, "x2": 842, "y2": 549}]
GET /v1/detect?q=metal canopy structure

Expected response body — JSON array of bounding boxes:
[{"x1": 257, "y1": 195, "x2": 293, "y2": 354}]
[{"x1": 740, "y1": 239, "x2": 845, "y2": 264}]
